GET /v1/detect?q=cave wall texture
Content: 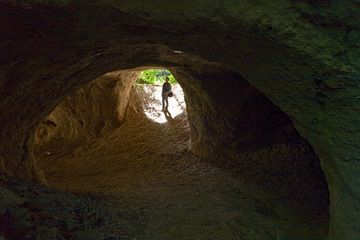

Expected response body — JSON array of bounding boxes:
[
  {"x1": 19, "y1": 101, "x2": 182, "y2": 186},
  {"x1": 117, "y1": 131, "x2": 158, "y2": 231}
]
[
  {"x1": 34, "y1": 70, "x2": 137, "y2": 151},
  {"x1": 35, "y1": 65, "x2": 329, "y2": 223},
  {"x1": 1, "y1": 1, "x2": 360, "y2": 239}
]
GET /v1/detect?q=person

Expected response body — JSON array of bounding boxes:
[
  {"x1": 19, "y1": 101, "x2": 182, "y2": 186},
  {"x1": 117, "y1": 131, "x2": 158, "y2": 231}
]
[{"x1": 162, "y1": 76, "x2": 172, "y2": 111}]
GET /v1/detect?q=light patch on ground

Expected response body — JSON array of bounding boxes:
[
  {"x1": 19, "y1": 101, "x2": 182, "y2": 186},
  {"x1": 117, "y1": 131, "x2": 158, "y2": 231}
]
[{"x1": 140, "y1": 84, "x2": 186, "y2": 123}]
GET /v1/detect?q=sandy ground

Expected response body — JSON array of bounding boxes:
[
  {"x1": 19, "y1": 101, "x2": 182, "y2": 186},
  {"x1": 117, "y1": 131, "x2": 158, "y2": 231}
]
[{"x1": 37, "y1": 84, "x2": 328, "y2": 240}]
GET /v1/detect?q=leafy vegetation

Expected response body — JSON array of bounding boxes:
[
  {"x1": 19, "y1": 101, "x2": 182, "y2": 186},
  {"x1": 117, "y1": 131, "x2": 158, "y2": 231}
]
[{"x1": 137, "y1": 69, "x2": 177, "y2": 84}]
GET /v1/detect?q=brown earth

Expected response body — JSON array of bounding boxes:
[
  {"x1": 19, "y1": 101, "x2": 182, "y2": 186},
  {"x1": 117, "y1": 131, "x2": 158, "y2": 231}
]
[{"x1": 32, "y1": 84, "x2": 329, "y2": 240}]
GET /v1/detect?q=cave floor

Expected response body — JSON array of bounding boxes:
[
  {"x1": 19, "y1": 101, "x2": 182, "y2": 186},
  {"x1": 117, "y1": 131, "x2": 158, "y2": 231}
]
[{"x1": 35, "y1": 85, "x2": 327, "y2": 240}]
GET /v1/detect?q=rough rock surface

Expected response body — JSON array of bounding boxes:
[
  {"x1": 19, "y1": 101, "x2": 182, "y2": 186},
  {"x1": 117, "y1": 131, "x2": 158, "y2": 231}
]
[
  {"x1": 0, "y1": 174, "x2": 142, "y2": 240},
  {"x1": 34, "y1": 84, "x2": 328, "y2": 239},
  {"x1": 34, "y1": 71, "x2": 138, "y2": 154},
  {"x1": 1, "y1": 1, "x2": 360, "y2": 239},
  {"x1": 172, "y1": 67, "x2": 329, "y2": 209}
]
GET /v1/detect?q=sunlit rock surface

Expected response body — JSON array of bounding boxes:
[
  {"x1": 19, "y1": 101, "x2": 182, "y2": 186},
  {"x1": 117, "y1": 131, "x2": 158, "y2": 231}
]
[{"x1": 34, "y1": 71, "x2": 138, "y2": 153}]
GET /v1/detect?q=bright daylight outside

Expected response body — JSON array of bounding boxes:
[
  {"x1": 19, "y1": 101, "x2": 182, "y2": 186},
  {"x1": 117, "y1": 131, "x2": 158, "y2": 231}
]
[{"x1": 135, "y1": 69, "x2": 186, "y2": 123}]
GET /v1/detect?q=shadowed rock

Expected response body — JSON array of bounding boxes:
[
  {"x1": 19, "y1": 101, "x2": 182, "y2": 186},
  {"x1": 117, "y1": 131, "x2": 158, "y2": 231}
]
[{"x1": 1, "y1": 1, "x2": 360, "y2": 239}]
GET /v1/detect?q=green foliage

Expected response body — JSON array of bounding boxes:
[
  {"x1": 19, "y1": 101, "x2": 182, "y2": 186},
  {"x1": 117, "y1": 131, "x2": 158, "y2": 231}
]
[{"x1": 137, "y1": 69, "x2": 177, "y2": 84}]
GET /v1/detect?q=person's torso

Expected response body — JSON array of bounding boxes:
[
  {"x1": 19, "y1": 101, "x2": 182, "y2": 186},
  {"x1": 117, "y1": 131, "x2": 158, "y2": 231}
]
[{"x1": 162, "y1": 82, "x2": 171, "y2": 93}]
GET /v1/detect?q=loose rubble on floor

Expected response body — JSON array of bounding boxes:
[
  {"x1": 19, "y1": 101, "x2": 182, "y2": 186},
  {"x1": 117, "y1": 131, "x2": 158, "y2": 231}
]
[{"x1": 0, "y1": 174, "x2": 142, "y2": 240}]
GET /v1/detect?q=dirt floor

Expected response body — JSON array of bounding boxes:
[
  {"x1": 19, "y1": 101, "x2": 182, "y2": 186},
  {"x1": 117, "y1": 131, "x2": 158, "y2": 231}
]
[{"x1": 34, "y1": 84, "x2": 328, "y2": 240}]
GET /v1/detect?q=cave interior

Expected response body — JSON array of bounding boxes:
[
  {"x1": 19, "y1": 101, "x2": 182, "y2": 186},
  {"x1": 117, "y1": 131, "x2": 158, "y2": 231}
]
[{"x1": 1, "y1": 1, "x2": 360, "y2": 239}]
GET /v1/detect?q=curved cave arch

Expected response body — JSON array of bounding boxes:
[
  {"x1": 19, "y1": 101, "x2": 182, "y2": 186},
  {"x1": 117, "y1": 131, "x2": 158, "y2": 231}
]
[
  {"x1": 32, "y1": 64, "x2": 330, "y2": 239},
  {"x1": 3, "y1": 37, "x2": 333, "y2": 240},
  {"x1": 1, "y1": 1, "x2": 359, "y2": 239},
  {"x1": 3, "y1": 59, "x2": 331, "y2": 238}
]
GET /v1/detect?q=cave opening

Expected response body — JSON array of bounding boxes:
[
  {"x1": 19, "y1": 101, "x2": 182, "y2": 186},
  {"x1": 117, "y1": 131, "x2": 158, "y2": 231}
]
[{"x1": 134, "y1": 68, "x2": 187, "y2": 124}]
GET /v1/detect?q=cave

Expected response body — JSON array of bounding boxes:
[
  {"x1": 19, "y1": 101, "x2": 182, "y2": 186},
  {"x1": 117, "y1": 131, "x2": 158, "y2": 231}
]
[{"x1": 1, "y1": 1, "x2": 359, "y2": 240}]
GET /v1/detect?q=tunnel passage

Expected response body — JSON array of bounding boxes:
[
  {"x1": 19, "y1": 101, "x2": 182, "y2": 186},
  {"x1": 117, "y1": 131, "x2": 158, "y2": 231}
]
[
  {"x1": 32, "y1": 65, "x2": 330, "y2": 238},
  {"x1": 3, "y1": 1, "x2": 359, "y2": 238},
  {"x1": 34, "y1": 68, "x2": 188, "y2": 156}
]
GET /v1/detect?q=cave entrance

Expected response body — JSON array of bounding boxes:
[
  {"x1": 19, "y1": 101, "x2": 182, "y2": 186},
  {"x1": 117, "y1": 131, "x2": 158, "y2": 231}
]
[{"x1": 134, "y1": 69, "x2": 186, "y2": 123}]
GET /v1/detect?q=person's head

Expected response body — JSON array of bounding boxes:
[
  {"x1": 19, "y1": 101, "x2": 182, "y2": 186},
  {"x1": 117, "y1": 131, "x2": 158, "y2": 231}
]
[{"x1": 165, "y1": 77, "x2": 169, "y2": 82}]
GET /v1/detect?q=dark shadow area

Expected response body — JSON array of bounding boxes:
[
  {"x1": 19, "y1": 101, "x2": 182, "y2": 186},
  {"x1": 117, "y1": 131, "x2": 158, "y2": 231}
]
[{"x1": 173, "y1": 67, "x2": 330, "y2": 232}]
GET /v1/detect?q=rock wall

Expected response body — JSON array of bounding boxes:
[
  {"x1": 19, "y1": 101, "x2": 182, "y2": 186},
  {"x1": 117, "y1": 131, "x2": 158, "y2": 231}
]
[
  {"x1": 172, "y1": 66, "x2": 329, "y2": 216},
  {"x1": 1, "y1": 1, "x2": 360, "y2": 238},
  {"x1": 34, "y1": 71, "x2": 138, "y2": 152}
]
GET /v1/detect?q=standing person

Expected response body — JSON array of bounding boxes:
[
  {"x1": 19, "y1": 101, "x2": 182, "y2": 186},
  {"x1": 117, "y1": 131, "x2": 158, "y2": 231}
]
[{"x1": 162, "y1": 76, "x2": 172, "y2": 111}]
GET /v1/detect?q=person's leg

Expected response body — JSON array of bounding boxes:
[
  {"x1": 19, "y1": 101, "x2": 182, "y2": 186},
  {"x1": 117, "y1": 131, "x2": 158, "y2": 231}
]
[
  {"x1": 165, "y1": 96, "x2": 169, "y2": 110},
  {"x1": 162, "y1": 95, "x2": 165, "y2": 110}
]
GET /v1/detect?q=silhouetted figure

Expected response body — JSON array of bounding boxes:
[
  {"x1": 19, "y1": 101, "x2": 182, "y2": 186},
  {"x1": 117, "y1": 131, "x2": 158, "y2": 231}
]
[{"x1": 162, "y1": 77, "x2": 172, "y2": 111}]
